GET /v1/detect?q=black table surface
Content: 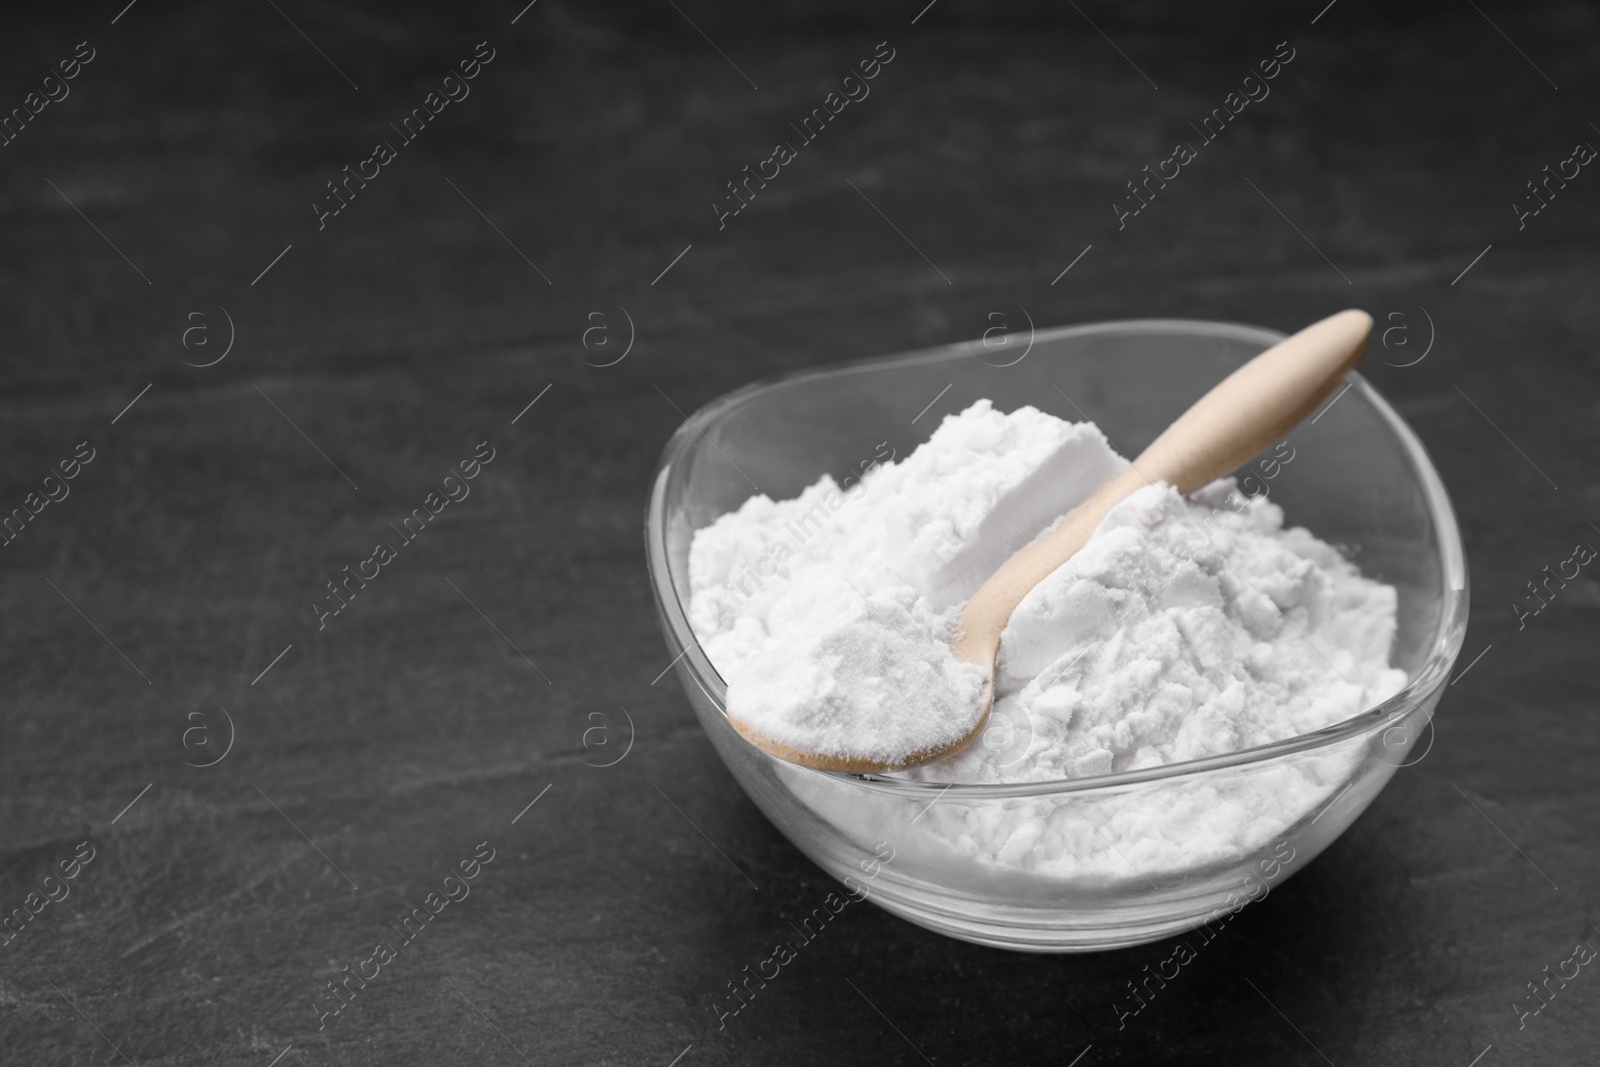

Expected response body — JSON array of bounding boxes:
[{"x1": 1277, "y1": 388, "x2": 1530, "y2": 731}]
[{"x1": 2, "y1": 1, "x2": 1597, "y2": 1064}]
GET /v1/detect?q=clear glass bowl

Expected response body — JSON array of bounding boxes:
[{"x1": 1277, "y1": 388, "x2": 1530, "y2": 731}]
[{"x1": 645, "y1": 319, "x2": 1468, "y2": 952}]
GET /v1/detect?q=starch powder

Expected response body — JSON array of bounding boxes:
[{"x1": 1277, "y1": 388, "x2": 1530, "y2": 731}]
[{"x1": 686, "y1": 400, "x2": 1407, "y2": 880}]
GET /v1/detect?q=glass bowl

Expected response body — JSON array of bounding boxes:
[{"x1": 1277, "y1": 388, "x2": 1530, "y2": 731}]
[{"x1": 645, "y1": 319, "x2": 1467, "y2": 952}]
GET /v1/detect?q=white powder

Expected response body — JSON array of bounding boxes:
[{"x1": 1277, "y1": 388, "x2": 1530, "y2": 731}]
[
  {"x1": 914, "y1": 479, "x2": 1406, "y2": 784},
  {"x1": 687, "y1": 400, "x2": 1407, "y2": 880},
  {"x1": 727, "y1": 589, "x2": 988, "y2": 767}
]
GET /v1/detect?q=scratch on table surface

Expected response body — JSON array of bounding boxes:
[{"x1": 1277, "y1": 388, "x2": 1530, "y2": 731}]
[{"x1": 119, "y1": 866, "x2": 289, "y2": 960}]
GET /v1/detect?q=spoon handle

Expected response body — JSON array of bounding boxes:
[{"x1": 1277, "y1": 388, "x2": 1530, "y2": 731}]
[
  {"x1": 1135, "y1": 309, "x2": 1372, "y2": 494},
  {"x1": 952, "y1": 309, "x2": 1372, "y2": 666}
]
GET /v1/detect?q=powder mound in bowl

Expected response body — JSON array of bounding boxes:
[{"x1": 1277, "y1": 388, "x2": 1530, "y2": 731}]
[
  {"x1": 688, "y1": 400, "x2": 1409, "y2": 880},
  {"x1": 910, "y1": 478, "x2": 1407, "y2": 785},
  {"x1": 727, "y1": 589, "x2": 989, "y2": 767}
]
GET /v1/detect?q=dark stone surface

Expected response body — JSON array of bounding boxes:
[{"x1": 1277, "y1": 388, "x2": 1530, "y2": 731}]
[{"x1": 0, "y1": 1, "x2": 1596, "y2": 1064}]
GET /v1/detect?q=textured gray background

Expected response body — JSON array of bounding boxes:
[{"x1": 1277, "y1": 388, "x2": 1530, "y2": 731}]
[{"x1": 0, "y1": 1, "x2": 1596, "y2": 1064}]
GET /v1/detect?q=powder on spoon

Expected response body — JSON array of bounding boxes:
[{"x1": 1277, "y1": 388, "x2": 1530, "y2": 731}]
[{"x1": 727, "y1": 589, "x2": 988, "y2": 768}]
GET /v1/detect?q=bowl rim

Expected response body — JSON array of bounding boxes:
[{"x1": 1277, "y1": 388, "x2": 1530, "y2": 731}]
[{"x1": 645, "y1": 317, "x2": 1471, "y2": 800}]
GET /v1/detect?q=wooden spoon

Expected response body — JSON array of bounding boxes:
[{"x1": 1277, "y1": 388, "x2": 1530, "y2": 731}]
[{"x1": 734, "y1": 309, "x2": 1374, "y2": 773}]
